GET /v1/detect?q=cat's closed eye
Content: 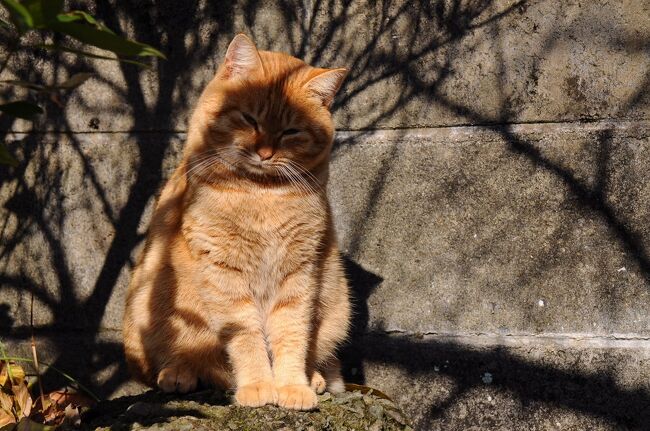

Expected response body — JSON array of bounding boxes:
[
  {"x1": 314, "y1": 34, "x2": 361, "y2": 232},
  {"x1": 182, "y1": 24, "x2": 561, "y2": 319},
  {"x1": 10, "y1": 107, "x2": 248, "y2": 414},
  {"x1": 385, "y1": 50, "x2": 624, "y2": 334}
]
[
  {"x1": 281, "y1": 128, "x2": 300, "y2": 137},
  {"x1": 241, "y1": 112, "x2": 258, "y2": 129}
]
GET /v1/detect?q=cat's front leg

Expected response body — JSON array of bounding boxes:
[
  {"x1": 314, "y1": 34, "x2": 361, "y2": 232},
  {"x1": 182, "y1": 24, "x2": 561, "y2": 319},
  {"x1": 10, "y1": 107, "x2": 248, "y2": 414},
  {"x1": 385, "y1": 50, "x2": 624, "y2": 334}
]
[
  {"x1": 222, "y1": 299, "x2": 278, "y2": 407},
  {"x1": 267, "y1": 271, "x2": 318, "y2": 411}
]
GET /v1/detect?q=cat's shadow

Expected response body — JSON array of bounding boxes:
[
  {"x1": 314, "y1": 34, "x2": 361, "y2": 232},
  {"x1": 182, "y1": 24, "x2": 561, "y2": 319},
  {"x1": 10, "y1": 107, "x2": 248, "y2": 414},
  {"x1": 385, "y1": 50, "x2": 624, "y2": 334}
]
[{"x1": 339, "y1": 256, "x2": 383, "y2": 385}]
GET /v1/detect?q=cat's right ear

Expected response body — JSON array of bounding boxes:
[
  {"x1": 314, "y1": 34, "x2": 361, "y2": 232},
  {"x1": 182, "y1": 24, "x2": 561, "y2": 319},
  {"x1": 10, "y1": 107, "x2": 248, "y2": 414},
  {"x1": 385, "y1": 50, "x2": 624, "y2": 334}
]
[{"x1": 220, "y1": 34, "x2": 263, "y2": 80}]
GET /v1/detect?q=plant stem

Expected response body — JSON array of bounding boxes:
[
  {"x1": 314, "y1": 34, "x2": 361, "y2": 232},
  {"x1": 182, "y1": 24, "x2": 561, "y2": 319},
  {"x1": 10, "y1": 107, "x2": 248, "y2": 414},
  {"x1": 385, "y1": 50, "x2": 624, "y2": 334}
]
[
  {"x1": 2, "y1": 356, "x2": 100, "y2": 402},
  {"x1": 30, "y1": 292, "x2": 46, "y2": 405},
  {"x1": 0, "y1": 340, "x2": 15, "y2": 382}
]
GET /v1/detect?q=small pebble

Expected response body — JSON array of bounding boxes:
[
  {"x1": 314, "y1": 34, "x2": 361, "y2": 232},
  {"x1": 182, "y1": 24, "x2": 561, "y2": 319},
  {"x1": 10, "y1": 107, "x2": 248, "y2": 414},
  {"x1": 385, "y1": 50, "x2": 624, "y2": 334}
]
[{"x1": 482, "y1": 372, "x2": 493, "y2": 384}]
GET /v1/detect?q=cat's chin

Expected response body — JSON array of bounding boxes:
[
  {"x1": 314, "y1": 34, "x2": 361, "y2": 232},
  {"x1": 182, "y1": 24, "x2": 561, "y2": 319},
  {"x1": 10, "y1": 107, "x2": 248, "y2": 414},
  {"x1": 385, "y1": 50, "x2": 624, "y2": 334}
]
[
  {"x1": 237, "y1": 164, "x2": 285, "y2": 184},
  {"x1": 241, "y1": 163, "x2": 272, "y2": 176}
]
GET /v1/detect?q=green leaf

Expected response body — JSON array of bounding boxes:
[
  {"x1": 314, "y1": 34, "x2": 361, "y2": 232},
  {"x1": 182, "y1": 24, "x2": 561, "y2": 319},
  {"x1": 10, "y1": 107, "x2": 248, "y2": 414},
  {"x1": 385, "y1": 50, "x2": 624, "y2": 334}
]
[
  {"x1": 40, "y1": 0, "x2": 64, "y2": 23},
  {"x1": 50, "y1": 18, "x2": 165, "y2": 58},
  {"x1": 21, "y1": 0, "x2": 63, "y2": 27},
  {"x1": 20, "y1": 0, "x2": 43, "y2": 27},
  {"x1": 0, "y1": 101, "x2": 43, "y2": 120},
  {"x1": 56, "y1": 10, "x2": 114, "y2": 34},
  {"x1": 59, "y1": 72, "x2": 92, "y2": 89},
  {"x1": 0, "y1": 143, "x2": 17, "y2": 166},
  {"x1": 32, "y1": 43, "x2": 151, "y2": 68},
  {"x1": 0, "y1": 0, "x2": 33, "y2": 33}
]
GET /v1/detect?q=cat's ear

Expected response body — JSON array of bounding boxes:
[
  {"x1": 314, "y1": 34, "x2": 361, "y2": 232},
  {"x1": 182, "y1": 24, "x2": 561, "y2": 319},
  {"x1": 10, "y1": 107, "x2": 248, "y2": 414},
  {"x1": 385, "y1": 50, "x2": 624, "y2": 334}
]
[
  {"x1": 221, "y1": 34, "x2": 263, "y2": 79},
  {"x1": 304, "y1": 68, "x2": 348, "y2": 108}
]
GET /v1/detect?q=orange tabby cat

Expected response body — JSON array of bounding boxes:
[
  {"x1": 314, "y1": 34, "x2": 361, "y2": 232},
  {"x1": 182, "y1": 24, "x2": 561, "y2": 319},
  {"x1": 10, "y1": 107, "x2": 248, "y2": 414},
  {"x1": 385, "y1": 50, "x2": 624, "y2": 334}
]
[{"x1": 123, "y1": 34, "x2": 350, "y2": 410}]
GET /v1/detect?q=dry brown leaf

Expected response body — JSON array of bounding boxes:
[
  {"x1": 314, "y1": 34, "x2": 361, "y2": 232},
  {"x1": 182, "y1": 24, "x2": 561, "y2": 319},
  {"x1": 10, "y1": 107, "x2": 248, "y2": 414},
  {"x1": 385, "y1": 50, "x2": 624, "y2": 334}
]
[
  {"x1": 34, "y1": 389, "x2": 93, "y2": 427},
  {"x1": 32, "y1": 397, "x2": 50, "y2": 416},
  {"x1": 48, "y1": 389, "x2": 94, "y2": 409},
  {"x1": 33, "y1": 398, "x2": 58, "y2": 425},
  {"x1": 12, "y1": 384, "x2": 31, "y2": 419},
  {"x1": 0, "y1": 407, "x2": 16, "y2": 428},
  {"x1": 0, "y1": 392, "x2": 13, "y2": 414},
  {"x1": 344, "y1": 383, "x2": 394, "y2": 401},
  {"x1": 41, "y1": 404, "x2": 64, "y2": 426},
  {"x1": 41, "y1": 410, "x2": 60, "y2": 425},
  {"x1": 0, "y1": 363, "x2": 26, "y2": 387}
]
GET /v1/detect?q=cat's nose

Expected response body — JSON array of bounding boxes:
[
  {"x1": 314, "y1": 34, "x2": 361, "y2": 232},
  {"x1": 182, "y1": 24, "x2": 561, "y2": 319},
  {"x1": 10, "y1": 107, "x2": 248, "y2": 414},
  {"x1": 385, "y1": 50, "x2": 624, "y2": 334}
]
[{"x1": 256, "y1": 144, "x2": 274, "y2": 161}]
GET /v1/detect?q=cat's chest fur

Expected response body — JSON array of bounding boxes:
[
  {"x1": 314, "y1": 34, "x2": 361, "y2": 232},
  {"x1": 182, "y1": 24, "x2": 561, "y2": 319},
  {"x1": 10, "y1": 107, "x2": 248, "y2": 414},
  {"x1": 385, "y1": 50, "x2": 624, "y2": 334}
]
[{"x1": 182, "y1": 183, "x2": 326, "y2": 289}]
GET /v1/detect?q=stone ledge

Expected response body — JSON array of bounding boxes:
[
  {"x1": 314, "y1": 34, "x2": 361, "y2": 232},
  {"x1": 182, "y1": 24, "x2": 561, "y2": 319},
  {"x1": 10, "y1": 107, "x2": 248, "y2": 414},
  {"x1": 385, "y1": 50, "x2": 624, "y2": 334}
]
[
  {"x1": 81, "y1": 389, "x2": 412, "y2": 431},
  {"x1": 3, "y1": 331, "x2": 649, "y2": 430},
  {"x1": 357, "y1": 332, "x2": 650, "y2": 430}
]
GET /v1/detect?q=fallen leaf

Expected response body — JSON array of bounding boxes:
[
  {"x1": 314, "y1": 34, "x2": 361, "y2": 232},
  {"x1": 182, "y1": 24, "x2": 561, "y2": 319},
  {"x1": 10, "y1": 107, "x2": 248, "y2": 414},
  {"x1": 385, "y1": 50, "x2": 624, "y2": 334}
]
[
  {"x1": 0, "y1": 407, "x2": 16, "y2": 428},
  {"x1": 344, "y1": 384, "x2": 393, "y2": 401},
  {"x1": 0, "y1": 363, "x2": 26, "y2": 387},
  {"x1": 12, "y1": 384, "x2": 32, "y2": 418},
  {"x1": 48, "y1": 389, "x2": 94, "y2": 408},
  {"x1": 0, "y1": 392, "x2": 13, "y2": 413}
]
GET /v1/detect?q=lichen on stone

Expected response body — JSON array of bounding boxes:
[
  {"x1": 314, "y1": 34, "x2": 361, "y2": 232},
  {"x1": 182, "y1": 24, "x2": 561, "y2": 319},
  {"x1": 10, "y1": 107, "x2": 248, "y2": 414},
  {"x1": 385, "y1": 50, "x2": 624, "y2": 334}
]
[{"x1": 81, "y1": 388, "x2": 413, "y2": 431}]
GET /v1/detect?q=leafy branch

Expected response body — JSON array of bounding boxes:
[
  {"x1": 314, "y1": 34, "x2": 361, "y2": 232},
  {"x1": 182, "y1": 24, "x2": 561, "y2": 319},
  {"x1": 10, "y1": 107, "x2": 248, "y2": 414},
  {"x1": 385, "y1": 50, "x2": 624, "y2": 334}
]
[{"x1": 0, "y1": 0, "x2": 165, "y2": 166}]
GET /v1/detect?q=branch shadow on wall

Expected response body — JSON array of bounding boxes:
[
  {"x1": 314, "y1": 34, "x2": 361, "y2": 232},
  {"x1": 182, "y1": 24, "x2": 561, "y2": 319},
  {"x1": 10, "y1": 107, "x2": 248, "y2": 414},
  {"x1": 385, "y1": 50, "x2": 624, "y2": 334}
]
[
  {"x1": 362, "y1": 332, "x2": 648, "y2": 429},
  {"x1": 1, "y1": 0, "x2": 649, "y2": 429}
]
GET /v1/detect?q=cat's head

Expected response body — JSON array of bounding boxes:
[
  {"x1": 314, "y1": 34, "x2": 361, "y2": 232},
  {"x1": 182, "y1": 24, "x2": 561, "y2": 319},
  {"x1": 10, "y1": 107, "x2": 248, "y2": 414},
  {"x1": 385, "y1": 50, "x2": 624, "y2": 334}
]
[{"x1": 186, "y1": 34, "x2": 347, "y2": 184}]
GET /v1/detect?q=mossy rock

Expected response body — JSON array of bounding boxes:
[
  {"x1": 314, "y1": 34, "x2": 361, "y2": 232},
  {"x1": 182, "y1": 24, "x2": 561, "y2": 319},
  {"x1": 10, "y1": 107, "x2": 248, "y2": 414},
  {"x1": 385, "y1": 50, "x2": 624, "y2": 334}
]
[{"x1": 81, "y1": 388, "x2": 413, "y2": 431}]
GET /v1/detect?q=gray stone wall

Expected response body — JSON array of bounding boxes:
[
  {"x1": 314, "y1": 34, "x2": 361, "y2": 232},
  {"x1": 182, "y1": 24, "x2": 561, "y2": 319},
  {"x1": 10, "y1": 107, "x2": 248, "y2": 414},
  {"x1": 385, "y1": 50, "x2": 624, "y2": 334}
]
[{"x1": 1, "y1": 1, "x2": 650, "y2": 429}]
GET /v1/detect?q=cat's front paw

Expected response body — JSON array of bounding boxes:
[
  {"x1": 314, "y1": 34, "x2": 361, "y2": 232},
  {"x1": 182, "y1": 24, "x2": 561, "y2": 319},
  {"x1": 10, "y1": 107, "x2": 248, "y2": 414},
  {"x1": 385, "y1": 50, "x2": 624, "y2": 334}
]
[
  {"x1": 310, "y1": 371, "x2": 327, "y2": 394},
  {"x1": 235, "y1": 382, "x2": 278, "y2": 407},
  {"x1": 277, "y1": 384, "x2": 318, "y2": 410},
  {"x1": 156, "y1": 366, "x2": 198, "y2": 394}
]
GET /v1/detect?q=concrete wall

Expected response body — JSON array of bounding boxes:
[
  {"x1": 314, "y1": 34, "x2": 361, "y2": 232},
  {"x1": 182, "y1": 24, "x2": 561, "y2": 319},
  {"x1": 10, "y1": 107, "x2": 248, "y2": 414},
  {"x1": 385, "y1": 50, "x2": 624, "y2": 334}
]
[{"x1": 2, "y1": 1, "x2": 650, "y2": 429}]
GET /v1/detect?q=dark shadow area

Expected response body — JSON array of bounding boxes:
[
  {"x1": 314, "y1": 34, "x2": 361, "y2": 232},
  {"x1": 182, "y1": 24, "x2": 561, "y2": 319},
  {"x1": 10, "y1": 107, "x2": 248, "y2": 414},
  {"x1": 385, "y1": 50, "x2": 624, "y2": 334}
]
[
  {"x1": 339, "y1": 256, "x2": 383, "y2": 385},
  {"x1": 0, "y1": 0, "x2": 649, "y2": 429},
  {"x1": 81, "y1": 389, "x2": 227, "y2": 430},
  {"x1": 362, "y1": 332, "x2": 650, "y2": 429},
  {"x1": 0, "y1": 303, "x2": 13, "y2": 330}
]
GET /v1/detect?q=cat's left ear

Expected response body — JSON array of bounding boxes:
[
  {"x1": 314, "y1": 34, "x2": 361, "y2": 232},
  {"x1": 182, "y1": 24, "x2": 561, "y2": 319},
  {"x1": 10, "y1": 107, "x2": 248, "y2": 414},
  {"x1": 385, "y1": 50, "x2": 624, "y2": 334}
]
[
  {"x1": 221, "y1": 34, "x2": 263, "y2": 80},
  {"x1": 305, "y1": 68, "x2": 348, "y2": 108}
]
